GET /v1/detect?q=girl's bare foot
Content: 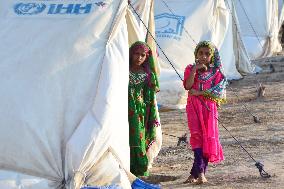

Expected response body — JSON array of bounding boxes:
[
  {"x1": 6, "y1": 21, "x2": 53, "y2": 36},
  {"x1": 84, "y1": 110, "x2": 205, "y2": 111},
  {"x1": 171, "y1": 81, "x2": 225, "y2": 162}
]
[
  {"x1": 183, "y1": 175, "x2": 196, "y2": 183},
  {"x1": 195, "y1": 173, "x2": 207, "y2": 185}
]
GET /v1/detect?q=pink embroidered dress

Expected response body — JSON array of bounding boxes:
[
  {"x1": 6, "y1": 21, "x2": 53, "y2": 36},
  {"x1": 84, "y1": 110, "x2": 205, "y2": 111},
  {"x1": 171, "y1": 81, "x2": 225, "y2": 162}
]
[{"x1": 183, "y1": 53, "x2": 227, "y2": 163}]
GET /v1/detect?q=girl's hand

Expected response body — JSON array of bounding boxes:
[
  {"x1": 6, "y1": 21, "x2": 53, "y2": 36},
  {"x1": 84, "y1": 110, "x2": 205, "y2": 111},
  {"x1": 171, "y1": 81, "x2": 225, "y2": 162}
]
[
  {"x1": 189, "y1": 89, "x2": 203, "y2": 96},
  {"x1": 196, "y1": 63, "x2": 207, "y2": 71}
]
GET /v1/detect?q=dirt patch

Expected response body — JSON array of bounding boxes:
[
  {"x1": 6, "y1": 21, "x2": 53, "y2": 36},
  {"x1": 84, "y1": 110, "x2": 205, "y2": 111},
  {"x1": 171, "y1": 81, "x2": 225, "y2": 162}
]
[{"x1": 148, "y1": 56, "x2": 284, "y2": 188}]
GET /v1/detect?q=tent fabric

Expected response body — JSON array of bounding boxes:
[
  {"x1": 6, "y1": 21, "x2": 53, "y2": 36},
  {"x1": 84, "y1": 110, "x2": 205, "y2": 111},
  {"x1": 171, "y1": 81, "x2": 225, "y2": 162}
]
[
  {"x1": 227, "y1": 0, "x2": 256, "y2": 74},
  {"x1": 0, "y1": 0, "x2": 131, "y2": 188},
  {"x1": 234, "y1": 0, "x2": 282, "y2": 59},
  {"x1": 130, "y1": 0, "x2": 153, "y2": 40},
  {"x1": 154, "y1": 0, "x2": 253, "y2": 108}
]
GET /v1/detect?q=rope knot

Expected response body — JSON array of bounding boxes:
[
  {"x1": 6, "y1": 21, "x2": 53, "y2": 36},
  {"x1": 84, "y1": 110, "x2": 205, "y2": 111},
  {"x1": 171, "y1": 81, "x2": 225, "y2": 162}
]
[{"x1": 255, "y1": 162, "x2": 271, "y2": 178}]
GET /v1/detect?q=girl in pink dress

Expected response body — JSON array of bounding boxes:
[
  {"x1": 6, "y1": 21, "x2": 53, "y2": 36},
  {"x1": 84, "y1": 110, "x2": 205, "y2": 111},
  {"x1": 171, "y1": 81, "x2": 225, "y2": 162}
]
[{"x1": 183, "y1": 41, "x2": 227, "y2": 184}]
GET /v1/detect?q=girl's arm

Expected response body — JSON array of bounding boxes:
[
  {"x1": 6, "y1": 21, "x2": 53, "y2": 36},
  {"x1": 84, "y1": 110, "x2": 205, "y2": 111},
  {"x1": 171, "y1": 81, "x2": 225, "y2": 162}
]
[
  {"x1": 184, "y1": 64, "x2": 207, "y2": 90},
  {"x1": 184, "y1": 65, "x2": 197, "y2": 90},
  {"x1": 189, "y1": 89, "x2": 204, "y2": 96}
]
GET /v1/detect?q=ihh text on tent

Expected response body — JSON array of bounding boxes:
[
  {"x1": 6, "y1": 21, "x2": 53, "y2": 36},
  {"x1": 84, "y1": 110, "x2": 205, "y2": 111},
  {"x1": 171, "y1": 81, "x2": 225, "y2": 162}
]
[
  {"x1": 48, "y1": 4, "x2": 92, "y2": 14},
  {"x1": 14, "y1": 3, "x2": 96, "y2": 15}
]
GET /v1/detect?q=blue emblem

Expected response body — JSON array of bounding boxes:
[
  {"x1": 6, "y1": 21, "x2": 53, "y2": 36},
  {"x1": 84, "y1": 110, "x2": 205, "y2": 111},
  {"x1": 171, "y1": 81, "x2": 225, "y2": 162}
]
[
  {"x1": 14, "y1": 3, "x2": 46, "y2": 15},
  {"x1": 155, "y1": 13, "x2": 185, "y2": 36}
]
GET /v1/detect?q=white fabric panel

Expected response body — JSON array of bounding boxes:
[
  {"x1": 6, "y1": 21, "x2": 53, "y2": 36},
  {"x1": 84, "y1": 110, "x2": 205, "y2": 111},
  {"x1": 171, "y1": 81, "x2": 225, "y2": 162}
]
[
  {"x1": 235, "y1": 0, "x2": 282, "y2": 58},
  {"x1": 126, "y1": 8, "x2": 145, "y2": 44},
  {"x1": 65, "y1": 6, "x2": 130, "y2": 187},
  {"x1": 0, "y1": 0, "x2": 130, "y2": 188},
  {"x1": 227, "y1": 0, "x2": 256, "y2": 74},
  {"x1": 155, "y1": 0, "x2": 215, "y2": 71},
  {"x1": 130, "y1": 0, "x2": 153, "y2": 38},
  {"x1": 84, "y1": 152, "x2": 131, "y2": 188},
  {"x1": 216, "y1": 0, "x2": 243, "y2": 79}
]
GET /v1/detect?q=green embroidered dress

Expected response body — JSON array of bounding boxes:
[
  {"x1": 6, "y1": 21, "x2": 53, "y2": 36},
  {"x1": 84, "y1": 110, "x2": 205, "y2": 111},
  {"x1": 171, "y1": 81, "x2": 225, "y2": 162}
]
[{"x1": 128, "y1": 70, "x2": 159, "y2": 176}]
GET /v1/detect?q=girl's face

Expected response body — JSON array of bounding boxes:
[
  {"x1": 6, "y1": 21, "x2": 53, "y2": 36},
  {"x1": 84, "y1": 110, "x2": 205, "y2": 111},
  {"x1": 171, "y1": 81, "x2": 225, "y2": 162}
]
[
  {"x1": 131, "y1": 48, "x2": 147, "y2": 66},
  {"x1": 196, "y1": 47, "x2": 212, "y2": 65}
]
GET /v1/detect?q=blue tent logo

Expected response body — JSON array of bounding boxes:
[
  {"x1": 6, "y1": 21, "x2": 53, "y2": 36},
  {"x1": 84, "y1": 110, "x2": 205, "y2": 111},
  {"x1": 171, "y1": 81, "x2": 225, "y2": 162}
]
[
  {"x1": 155, "y1": 13, "x2": 185, "y2": 36},
  {"x1": 14, "y1": 3, "x2": 46, "y2": 15}
]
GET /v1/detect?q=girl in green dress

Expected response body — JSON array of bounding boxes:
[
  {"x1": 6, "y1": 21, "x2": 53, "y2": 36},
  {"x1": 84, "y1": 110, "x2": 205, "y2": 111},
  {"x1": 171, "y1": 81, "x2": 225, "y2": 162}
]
[{"x1": 128, "y1": 41, "x2": 161, "y2": 177}]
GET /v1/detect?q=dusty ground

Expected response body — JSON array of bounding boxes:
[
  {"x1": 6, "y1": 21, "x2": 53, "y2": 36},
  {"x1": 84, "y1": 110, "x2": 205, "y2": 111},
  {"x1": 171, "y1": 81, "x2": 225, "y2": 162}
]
[{"x1": 145, "y1": 56, "x2": 284, "y2": 188}]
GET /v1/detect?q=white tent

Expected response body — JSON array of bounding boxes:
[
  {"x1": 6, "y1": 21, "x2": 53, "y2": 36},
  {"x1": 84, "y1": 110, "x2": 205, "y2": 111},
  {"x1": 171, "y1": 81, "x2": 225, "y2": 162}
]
[
  {"x1": 0, "y1": 0, "x2": 135, "y2": 188},
  {"x1": 127, "y1": 0, "x2": 153, "y2": 41},
  {"x1": 154, "y1": 0, "x2": 256, "y2": 108},
  {"x1": 234, "y1": 0, "x2": 282, "y2": 59}
]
